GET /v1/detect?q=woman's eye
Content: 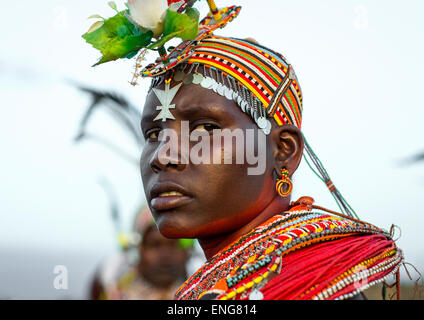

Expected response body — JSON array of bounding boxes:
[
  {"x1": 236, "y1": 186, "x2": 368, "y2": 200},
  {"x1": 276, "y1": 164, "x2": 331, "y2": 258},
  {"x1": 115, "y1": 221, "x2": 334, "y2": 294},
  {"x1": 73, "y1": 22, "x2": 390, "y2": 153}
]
[
  {"x1": 146, "y1": 129, "x2": 160, "y2": 140},
  {"x1": 193, "y1": 123, "x2": 219, "y2": 132}
]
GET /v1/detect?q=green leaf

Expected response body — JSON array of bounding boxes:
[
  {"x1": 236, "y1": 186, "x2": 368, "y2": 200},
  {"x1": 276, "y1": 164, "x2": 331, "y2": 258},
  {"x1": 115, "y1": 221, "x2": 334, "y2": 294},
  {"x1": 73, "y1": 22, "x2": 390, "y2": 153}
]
[
  {"x1": 151, "y1": 8, "x2": 199, "y2": 48},
  {"x1": 94, "y1": 34, "x2": 152, "y2": 66},
  {"x1": 185, "y1": 7, "x2": 200, "y2": 22},
  {"x1": 87, "y1": 21, "x2": 104, "y2": 34},
  {"x1": 165, "y1": 7, "x2": 199, "y2": 39},
  {"x1": 124, "y1": 50, "x2": 140, "y2": 59},
  {"x1": 108, "y1": 1, "x2": 118, "y2": 12},
  {"x1": 88, "y1": 14, "x2": 104, "y2": 20},
  {"x1": 83, "y1": 13, "x2": 127, "y2": 49},
  {"x1": 148, "y1": 31, "x2": 179, "y2": 50},
  {"x1": 82, "y1": 11, "x2": 153, "y2": 66}
]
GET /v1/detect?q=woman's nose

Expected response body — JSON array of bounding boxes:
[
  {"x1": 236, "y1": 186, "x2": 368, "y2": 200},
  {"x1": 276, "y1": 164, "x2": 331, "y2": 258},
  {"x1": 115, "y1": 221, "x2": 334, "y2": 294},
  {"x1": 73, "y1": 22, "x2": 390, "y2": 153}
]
[{"x1": 149, "y1": 128, "x2": 188, "y2": 173}]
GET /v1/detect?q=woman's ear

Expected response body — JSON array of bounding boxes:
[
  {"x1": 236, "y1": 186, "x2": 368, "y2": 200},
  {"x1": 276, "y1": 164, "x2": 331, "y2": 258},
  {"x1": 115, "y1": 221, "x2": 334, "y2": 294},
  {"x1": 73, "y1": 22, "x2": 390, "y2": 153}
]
[{"x1": 271, "y1": 125, "x2": 304, "y2": 176}]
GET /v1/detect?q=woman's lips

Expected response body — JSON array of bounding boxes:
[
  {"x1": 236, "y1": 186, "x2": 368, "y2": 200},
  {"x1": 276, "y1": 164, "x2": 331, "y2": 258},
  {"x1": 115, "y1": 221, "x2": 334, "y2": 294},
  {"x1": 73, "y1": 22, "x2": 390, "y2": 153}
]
[{"x1": 151, "y1": 191, "x2": 193, "y2": 211}]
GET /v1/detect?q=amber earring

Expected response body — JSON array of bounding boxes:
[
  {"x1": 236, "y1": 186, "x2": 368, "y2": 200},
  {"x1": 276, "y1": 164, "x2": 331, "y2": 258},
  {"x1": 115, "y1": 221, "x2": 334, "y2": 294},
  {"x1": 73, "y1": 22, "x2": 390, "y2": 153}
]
[{"x1": 276, "y1": 168, "x2": 293, "y2": 197}]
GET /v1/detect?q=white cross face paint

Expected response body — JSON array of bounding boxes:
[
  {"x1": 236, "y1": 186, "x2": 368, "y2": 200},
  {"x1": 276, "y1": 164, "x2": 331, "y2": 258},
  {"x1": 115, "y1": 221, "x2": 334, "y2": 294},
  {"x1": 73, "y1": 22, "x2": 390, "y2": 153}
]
[{"x1": 153, "y1": 82, "x2": 182, "y2": 122}]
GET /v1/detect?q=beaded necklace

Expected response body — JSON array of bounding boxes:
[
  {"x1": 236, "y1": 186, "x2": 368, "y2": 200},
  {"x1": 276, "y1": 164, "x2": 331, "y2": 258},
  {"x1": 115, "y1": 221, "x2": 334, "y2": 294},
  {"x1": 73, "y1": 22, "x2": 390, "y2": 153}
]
[{"x1": 175, "y1": 204, "x2": 401, "y2": 300}]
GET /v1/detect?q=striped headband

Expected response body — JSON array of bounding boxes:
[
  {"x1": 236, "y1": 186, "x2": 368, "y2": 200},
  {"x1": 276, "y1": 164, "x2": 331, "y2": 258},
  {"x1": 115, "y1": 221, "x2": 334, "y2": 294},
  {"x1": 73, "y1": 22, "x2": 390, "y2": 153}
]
[
  {"x1": 187, "y1": 36, "x2": 304, "y2": 129},
  {"x1": 147, "y1": 34, "x2": 303, "y2": 131}
]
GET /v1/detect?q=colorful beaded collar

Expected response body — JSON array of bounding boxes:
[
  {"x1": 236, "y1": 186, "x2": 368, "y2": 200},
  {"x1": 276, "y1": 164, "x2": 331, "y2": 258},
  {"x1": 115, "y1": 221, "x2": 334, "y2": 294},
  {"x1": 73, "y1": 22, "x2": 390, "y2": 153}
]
[{"x1": 175, "y1": 202, "x2": 402, "y2": 300}]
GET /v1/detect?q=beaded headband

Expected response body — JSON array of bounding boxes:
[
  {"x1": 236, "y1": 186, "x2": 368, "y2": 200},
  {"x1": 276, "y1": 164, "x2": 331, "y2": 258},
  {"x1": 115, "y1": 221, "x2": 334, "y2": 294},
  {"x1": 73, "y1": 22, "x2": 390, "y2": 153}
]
[
  {"x1": 185, "y1": 36, "x2": 303, "y2": 129},
  {"x1": 147, "y1": 35, "x2": 303, "y2": 135},
  {"x1": 150, "y1": 62, "x2": 274, "y2": 134}
]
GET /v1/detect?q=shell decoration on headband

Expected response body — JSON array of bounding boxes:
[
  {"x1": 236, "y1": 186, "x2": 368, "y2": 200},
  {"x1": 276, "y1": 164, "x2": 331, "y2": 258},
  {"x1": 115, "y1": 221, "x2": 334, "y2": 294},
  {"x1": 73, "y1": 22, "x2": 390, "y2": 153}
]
[{"x1": 82, "y1": 0, "x2": 241, "y2": 82}]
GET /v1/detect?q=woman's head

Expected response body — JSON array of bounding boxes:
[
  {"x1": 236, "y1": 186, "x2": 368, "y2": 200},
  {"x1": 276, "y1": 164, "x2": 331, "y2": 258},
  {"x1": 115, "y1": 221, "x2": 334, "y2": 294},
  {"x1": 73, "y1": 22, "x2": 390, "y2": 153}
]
[{"x1": 140, "y1": 36, "x2": 304, "y2": 240}]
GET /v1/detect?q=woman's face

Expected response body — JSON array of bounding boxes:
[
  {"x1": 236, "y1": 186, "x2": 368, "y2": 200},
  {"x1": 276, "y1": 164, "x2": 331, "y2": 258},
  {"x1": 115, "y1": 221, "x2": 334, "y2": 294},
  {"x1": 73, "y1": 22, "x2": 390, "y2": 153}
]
[{"x1": 140, "y1": 79, "x2": 275, "y2": 239}]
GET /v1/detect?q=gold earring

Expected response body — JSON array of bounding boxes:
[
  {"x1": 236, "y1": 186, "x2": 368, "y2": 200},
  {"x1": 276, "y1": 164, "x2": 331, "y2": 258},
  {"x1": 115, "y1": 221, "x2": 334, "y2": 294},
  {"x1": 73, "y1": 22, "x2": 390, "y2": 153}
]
[{"x1": 276, "y1": 168, "x2": 293, "y2": 197}]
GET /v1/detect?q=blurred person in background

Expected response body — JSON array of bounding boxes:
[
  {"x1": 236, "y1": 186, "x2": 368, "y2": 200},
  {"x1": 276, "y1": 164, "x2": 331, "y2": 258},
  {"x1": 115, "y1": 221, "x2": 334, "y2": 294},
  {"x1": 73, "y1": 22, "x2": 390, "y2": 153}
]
[{"x1": 89, "y1": 205, "x2": 193, "y2": 300}]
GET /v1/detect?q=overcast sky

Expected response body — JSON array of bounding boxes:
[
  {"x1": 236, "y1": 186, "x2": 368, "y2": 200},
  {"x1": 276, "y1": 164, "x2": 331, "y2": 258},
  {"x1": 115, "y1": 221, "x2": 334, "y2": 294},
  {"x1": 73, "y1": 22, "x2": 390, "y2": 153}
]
[{"x1": 1, "y1": 0, "x2": 423, "y2": 298}]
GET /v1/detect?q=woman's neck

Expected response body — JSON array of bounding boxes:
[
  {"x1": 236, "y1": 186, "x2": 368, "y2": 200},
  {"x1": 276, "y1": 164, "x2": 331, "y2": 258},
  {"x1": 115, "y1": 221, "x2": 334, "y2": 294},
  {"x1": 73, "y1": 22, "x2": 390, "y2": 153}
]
[{"x1": 198, "y1": 196, "x2": 290, "y2": 260}]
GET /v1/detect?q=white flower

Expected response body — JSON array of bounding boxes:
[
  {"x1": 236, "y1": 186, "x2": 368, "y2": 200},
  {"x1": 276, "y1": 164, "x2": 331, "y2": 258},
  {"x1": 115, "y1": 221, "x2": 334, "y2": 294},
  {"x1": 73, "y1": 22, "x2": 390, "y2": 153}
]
[{"x1": 127, "y1": 0, "x2": 168, "y2": 38}]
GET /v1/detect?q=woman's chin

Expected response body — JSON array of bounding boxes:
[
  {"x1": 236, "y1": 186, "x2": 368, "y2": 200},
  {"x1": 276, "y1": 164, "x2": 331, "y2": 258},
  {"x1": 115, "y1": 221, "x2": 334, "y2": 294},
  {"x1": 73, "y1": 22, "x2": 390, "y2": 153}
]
[{"x1": 155, "y1": 214, "x2": 199, "y2": 239}]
